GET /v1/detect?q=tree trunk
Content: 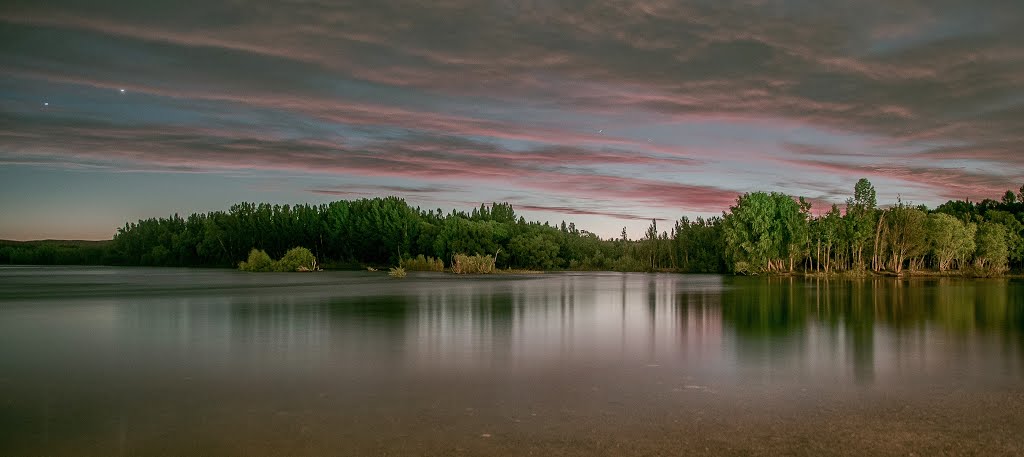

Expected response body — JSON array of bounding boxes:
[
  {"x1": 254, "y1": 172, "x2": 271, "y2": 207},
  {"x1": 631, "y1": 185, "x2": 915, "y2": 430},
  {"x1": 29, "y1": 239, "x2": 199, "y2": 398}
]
[
  {"x1": 872, "y1": 213, "x2": 886, "y2": 271},
  {"x1": 816, "y1": 240, "x2": 821, "y2": 273}
]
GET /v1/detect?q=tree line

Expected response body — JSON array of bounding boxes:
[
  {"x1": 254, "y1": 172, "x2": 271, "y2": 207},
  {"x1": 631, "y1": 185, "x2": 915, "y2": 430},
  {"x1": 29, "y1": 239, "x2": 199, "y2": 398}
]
[
  {"x1": 1, "y1": 180, "x2": 1021, "y2": 275},
  {"x1": 720, "y1": 180, "x2": 1024, "y2": 275}
]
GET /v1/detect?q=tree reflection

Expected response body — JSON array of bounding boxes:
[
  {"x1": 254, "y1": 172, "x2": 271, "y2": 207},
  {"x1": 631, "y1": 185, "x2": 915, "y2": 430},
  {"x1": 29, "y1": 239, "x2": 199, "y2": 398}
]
[{"x1": 718, "y1": 277, "x2": 1024, "y2": 384}]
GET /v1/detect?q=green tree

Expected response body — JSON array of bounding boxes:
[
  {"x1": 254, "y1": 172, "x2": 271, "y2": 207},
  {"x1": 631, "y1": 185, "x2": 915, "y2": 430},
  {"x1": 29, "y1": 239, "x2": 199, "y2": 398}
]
[
  {"x1": 644, "y1": 219, "x2": 659, "y2": 270},
  {"x1": 845, "y1": 178, "x2": 878, "y2": 269},
  {"x1": 813, "y1": 204, "x2": 844, "y2": 273},
  {"x1": 784, "y1": 197, "x2": 812, "y2": 271},
  {"x1": 926, "y1": 213, "x2": 976, "y2": 271},
  {"x1": 48, "y1": 182, "x2": 1024, "y2": 276},
  {"x1": 881, "y1": 200, "x2": 928, "y2": 273},
  {"x1": 985, "y1": 210, "x2": 1024, "y2": 265},
  {"x1": 975, "y1": 222, "x2": 1009, "y2": 273},
  {"x1": 508, "y1": 233, "x2": 560, "y2": 270},
  {"x1": 722, "y1": 192, "x2": 805, "y2": 274},
  {"x1": 672, "y1": 217, "x2": 725, "y2": 273}
]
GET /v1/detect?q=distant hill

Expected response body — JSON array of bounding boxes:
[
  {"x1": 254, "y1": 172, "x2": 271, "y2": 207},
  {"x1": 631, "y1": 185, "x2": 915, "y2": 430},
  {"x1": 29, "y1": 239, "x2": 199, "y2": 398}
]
[
  {"x1": 0, "y1": 239, "x2": 112, "y2": 246},
  {"x1": 0, "y1": 239, "x2": 114, "y2": 265}
]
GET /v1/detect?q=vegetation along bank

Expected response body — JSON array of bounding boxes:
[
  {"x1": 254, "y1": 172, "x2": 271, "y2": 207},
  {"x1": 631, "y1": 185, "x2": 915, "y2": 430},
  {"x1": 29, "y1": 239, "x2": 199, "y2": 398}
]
[{"x1": 2, "y1": 180, "x2": 1022, "y2": 276}]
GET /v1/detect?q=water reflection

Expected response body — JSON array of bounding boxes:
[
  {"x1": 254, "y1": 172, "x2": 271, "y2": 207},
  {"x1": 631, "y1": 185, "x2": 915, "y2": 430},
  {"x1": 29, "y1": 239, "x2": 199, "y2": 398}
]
[
  {"x1": 715, "y1": 277, "x2": 1024, "y2": 385},
  {"x1": 3, "y1": 268, "x2": 1024, "y2": 455},
  {"x1": 12, "y1": 273, "x2": 1002, "y2": 388}
]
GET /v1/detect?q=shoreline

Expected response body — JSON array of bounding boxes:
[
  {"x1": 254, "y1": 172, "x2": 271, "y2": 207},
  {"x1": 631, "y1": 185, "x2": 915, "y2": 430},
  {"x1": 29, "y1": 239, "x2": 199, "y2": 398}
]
[{"x1": 1, "y1": 262, "x2": 1021, "y2": 279}]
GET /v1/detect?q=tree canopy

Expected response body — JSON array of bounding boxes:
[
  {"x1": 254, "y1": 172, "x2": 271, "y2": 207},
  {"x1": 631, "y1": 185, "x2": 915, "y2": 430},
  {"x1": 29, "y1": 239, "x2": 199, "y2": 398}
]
[{"x1": 3, "y1": 180, "x2": 1022, "y2": 276}]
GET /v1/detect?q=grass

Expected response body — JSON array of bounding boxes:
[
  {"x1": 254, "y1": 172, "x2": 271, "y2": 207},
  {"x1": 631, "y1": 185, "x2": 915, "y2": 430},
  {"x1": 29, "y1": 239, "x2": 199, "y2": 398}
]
[
  {"x1": 450, "y1": 254, "x2": 495, "y2": 274},
  {"x1": 494, "y1": 268, "x2": 544, "y2": 274},
  {"x1": 401, "y1": 254, "x2": 445, "y2": 272}
]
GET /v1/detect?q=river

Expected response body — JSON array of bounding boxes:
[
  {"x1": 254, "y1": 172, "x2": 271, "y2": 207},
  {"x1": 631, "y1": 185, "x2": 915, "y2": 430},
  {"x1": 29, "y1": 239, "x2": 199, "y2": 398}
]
[{"x1": 1, "y1": 266, "x2": 1022, "y2": 455}]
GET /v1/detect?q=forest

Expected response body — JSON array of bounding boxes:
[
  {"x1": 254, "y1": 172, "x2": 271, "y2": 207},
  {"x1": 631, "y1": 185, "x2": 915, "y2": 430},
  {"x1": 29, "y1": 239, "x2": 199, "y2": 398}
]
[{"x1": 1, "y1": 179, "x2": 1022, "y2": 276}]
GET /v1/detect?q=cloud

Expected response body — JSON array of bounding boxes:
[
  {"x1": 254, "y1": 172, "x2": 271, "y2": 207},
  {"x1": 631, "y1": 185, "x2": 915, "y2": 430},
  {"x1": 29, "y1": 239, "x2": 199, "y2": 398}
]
[
  {"x1": 0, "y1": 113, "x2": 735, "y2": 213},
  {"x1": 1, "y1": 0, "x2": 1022, "y2": 231},
  {"x1": 6, "y1": 1, "x2": 1022, "y2": 139},
  {"x1": 307, "y1": 184, "x2": 457, "y2": 198},
  {"x1": 774, "y1": 154, "x2": 1019, "y2": 202},
  {"x1": 515, "y1": 204, "x2": 668, "y2": 222}
]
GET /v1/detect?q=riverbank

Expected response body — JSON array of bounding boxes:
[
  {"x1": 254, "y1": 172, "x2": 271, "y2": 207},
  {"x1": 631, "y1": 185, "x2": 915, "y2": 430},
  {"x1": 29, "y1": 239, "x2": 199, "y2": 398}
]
[{"x1": 799, "y1": 269, "x2": 1024, "y2": 279}]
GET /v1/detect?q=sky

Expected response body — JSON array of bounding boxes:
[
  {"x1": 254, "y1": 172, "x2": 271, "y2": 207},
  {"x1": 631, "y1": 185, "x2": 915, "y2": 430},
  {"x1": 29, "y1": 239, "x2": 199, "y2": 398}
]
[{"x1": 1, "y1": 0, "x2": 1022, "y2": 240}]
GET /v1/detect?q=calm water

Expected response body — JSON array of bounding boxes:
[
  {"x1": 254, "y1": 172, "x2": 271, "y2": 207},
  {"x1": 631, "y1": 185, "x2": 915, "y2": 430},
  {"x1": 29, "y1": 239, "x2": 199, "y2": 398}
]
[{"x1": 1, "y1": 266, "x2": 1023, "y2": 456}]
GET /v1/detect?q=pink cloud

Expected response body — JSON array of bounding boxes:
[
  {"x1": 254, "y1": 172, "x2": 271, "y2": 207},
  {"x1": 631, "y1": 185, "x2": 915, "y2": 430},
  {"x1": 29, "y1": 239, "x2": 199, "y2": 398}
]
[
  {"x1": 508, "y1": 204, "x2": 667, "y2": 222},
  {"x1": 772, "y1": 154, "x2": 1017, "y2": 203},
  {"x1": 1, "y1": 120, "x2": 739, "y2": 213},
  {"x1": 4, "y1": 0, "x2": 1022, "y2": 223}
]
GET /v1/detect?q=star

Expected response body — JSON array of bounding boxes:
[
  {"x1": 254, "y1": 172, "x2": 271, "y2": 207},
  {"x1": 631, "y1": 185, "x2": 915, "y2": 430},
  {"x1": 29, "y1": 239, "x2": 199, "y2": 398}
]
[
  {"x1": 119, "y1": 88, "x2": 126, "y2": 93},
  {"x1": 43, "y1": 102, "x2": 49, "y2": 106}
]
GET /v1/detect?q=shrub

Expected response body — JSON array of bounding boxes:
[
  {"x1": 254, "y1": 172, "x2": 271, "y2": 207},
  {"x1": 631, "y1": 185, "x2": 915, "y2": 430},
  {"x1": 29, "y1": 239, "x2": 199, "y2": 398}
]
[
  {"x1": 275, "y1": 247, "x2": 317, "y2": 272},
  {"x1": 239, "y1": 249, "x2": 275, "y2": 272},
  {"x1": 238, "y1": 247, "x2": 318, "y2": 272},
  {"x1": 388, "y1": 266, "x2": 407, "y2": 278},
  {"x1": 401, "y1": 254, "x2": 445, "y2": 271},
  {"x1": 732, "y1": 261, "x2": 753, "y2": 276},
  {"x1": 451, "y1": 253, "x2": 495, "y2": 274},
  {"x1": 613, "y1": 255, "x2": 648, "y2": 272}
]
